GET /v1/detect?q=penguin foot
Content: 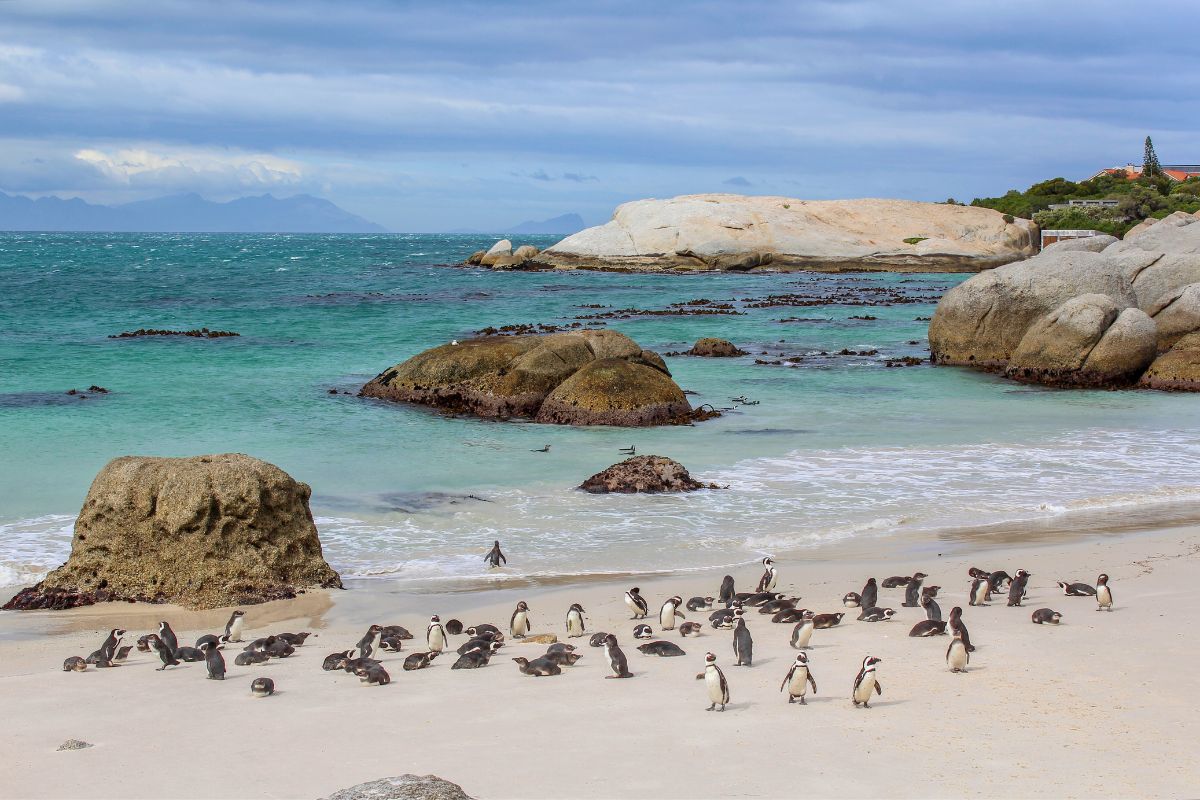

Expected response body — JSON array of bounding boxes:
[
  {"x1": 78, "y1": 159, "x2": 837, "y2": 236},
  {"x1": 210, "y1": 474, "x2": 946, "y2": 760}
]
[
  {"x1": 718, "y1": 706, "x2": 726, "y2": 712},
  {"x1": 800, "y1": 698, "x2": 806, "y2": 705}
]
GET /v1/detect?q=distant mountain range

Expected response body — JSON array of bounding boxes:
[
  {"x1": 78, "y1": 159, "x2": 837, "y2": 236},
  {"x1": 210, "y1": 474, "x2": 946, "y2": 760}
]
[
  {"x1": 449, "y1": 213, "x2": 586, "y2": 235},
  {"x1": 0, "y1": 191, "x2": 388, "y2": 233}
]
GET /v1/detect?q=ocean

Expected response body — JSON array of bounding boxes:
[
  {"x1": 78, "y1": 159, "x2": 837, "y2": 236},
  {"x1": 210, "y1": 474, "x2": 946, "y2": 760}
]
[{"x1": 3, "y1": 232, "x2": 1199, "y2": 590}]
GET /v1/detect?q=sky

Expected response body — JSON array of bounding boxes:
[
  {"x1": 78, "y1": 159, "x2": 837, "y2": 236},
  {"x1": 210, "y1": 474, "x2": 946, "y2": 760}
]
[{"x1": 0, "y1": 0, "x2": 1197, "y2": 232}]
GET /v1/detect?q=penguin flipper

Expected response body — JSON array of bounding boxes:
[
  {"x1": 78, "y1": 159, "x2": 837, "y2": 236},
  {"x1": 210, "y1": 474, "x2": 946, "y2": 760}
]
[
  {"x1": 809, "y1": 674, "x2": 818, "y2": 693},
  {"x1": 874, "y1": 681, "x2": 882, "y2": 696}
]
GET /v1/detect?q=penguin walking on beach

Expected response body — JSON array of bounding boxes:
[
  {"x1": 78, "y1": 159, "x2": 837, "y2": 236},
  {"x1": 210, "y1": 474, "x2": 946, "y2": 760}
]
[
  {"x1": 147, "y1": 634, "x2": 180, "y2": 671},
  {"x1": 859, "y1": 578, "x2": 878, "y2": 617},
  {"x1": 427, "y1": 616, "x2": 447, "y2": 654},
  {"x1": 99, "y1": 628, "x2": 126, "y2": 662},
  {"x1": 603, "y1": 634, "x2": 633, "y2": 678},
  {"x1": 659, "y1": 596, "x2": 686, "y2": 631},
  {"x1": 356, "y1": 624, "x2": 383, "y2": 659},
  {"x1": 719, "y1": 575, "x2": 735, "y2": 605},
  {"x1": 921, "y1": 593, "x2": 942, "y2": 622},
  {"x1": 200, "y1": 641, "x2": 225, "y2": 681},
  {"x1": 1096, "y1": 573, "x2": 1114, "y2": 611},
  {"x1": 484, "y1": 540, "x2": 507, "y2": 569},
  {"x1": 158, "y1": 621, "x2": 179, "y2": 655},
  {"x1": 970, "y1": 576, "x2": 991, "y2": 606},
  {"x1": 701, "y1": 652, "x2": 730, "y2": 712},
  {"x1": 903, "y1": 573, "x2": 928, "y2": 607},
  {"x1": 224, "y1": 610, "x2": 246, "y2": 643},
  {"x1": 780, "y1": 652, "x2": 817, "y2": 704},
  {"x1": 757, "y1": 558, "x2": 778, "y2": 593},
  {"x1": 731, "y1": 616, "x2": 753, "y2": 667},
  {"x1": 946, "y1": 632, "x2": 970, "y2": 673},
  {"x1": 851, "y1": 656, "x2": 883, "y2": 709},
  {"x1": 510, "y1": 601, "x2": 532, "y2": 638},
  {"x1": 948, "y1": 606, "x2": 974, "y2": 652},
  {"x1": 565, "y1": 603, "x2": 586, "y2": 638},
  {"x1": 625, "y1": 587, "x2": 649, "y2": 620},
  {"x1": 790, "y1": 611, "x2": 816, "y2": 650},
  {"x1": 1007, "y1": 569, "x2": 1031, "y2": 607}
]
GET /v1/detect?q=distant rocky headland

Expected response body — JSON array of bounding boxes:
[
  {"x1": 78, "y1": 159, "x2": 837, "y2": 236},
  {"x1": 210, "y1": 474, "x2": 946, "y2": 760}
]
[{"x1": 520, "y1": 195, "x2": 1036, "y2": 273}]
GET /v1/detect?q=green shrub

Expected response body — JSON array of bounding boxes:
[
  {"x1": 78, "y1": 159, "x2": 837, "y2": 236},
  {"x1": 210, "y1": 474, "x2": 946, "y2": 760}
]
[{"x1": 903, "y1": 236, "x2": 928, "y2": 245}]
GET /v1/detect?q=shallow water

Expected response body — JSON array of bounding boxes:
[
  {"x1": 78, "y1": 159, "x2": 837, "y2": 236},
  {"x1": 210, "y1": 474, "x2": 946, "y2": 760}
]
[{"x1": 2, "y1": 232, "x2": 1199, "y2": 588}]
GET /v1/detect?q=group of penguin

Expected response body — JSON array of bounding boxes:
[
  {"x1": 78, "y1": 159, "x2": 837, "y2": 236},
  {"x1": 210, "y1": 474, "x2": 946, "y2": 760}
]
[{"x1": 62, "y1": 556, "x2": 1116, "y2": 711}]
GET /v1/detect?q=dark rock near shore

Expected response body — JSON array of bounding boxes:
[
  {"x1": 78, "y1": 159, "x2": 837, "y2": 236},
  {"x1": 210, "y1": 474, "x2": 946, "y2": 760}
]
[
  {"x1": 685, "y1": 338, "x2": 747, "y2": 357},
  {"x1": 3, "y1": 453, "x2": 342, "y2": 611},
  {"x1": 579, "y1": 455, "x2": 721, "y2": 493},
  {"x1": 108, "y1": 328, "x2": 239, "y2": 339},
  {"x1": 321, "y1": 774, "x2": 473, "y2": 800}
]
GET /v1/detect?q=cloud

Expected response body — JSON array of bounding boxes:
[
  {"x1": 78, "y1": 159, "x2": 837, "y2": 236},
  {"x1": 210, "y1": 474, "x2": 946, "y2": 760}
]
[
  {"x1": 562, "y1": 172, "x2": 598, "y2": 182},
  {"x1": 723, "y1": 176, "x2": 752, "y2": 187},
  {"x1": 74, "y1": 147, "x2": 305, "y2": 191}
]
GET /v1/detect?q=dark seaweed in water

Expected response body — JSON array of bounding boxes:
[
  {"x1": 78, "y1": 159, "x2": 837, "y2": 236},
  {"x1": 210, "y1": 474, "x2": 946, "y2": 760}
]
[
  {"x1": 376, "y1": 491, "x2": 492, "y2": 514},
  {"x1": 0, "y1": 391, "x2": 100, "y2": 408},
  {"x1": 109, "y1": 328, "x2": 239, "y2": 339}
]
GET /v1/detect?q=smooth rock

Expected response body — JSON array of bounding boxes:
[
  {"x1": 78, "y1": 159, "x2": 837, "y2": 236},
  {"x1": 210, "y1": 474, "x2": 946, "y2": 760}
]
[
  {"x1": 686, "y1": 338, "x2": 747, "y2": 357},
  {"x1": 579, "y1": 455, "x2": 720, "y2": 494},
  {"x1": 1147, "y1": 283, "x2": 1200, "y2": 351},
  {"x1": 1041, "y1": 235, "x2": 1118, "y2": 254},
  {"x1": 465, "y1": 250, "x2": 486, "y2": 266},
  {"x1": 479, "y1": 239, "x2": 512, "y2": 267},
  {"x1": 321, "y1": 774, "x2": 473, "y2": 800},
  {"x1": 1139, "y1": 331, "x2": 1200, "y2": 390},
  {"x1": 534, "y1": 358, "x2": 693, "y2": 427}
]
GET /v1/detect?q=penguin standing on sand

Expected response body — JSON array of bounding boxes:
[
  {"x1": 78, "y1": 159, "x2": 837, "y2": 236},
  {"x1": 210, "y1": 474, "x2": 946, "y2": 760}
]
[
  {"x1": 484, "y1": 540, "x2": 507, "y2": 569},
  {"x1": 780, "y1": 652, "x2": 817, "y2": 704},
  {"x1": 224, "y1": 610, "x2": 246, "y2": 643},
  {"x1": 719, "y1": 575, "x2": 735, "y2": 605},
  {"x1": 200, "y1": 641, "x2": 225, "y2": 680},
  {"x1": 158, "y1": 621, "x2": 179, "y2": 654},
  {"x1": 427, "y1": 616, "x2": 447, "y2": 654},
  {"x1": 851, "y1": 656, "x2": 883, "y2": 709},
  {"x1": 356, "y1": 624, "x2": 383, "y2": 659},
  {"x1": 1007, "y1": 569, "x2": 1031, "y2": 607},
  {"x1": 731, "y1": 616, "x2": 754, "y2": 667},
  {"x1": 659, "y1": 596, "x2": 686, "y2": 631},
  {"x1": 147, "y1": 634, "x2": 180, "y2": 671},
  {"x1": 790, "y1": 611, "x2": 816, "y2": 650},
  {"x1": 603, "y1": 634, "x2": 632, "y2": 678},
  {"x1": 99, "y1": 628, "x2": 126, "y2": 662},
  {"x1": 701, "y1": 652, "x2": 730, "y2": 712},
  {"x1": 946, "y1": 632, "x2": 970, "y2": 673},
  {"x1": 860, "y1": 578, "x2": 878, "y2": 612},
  {"x1": 1096, "y1": 573, "x2": 1114, "y2": 611},
  {"x1": 948, "y1": 606, "x2": 974, "y2": 652},
  {"x1": 970, "y1": 576, "x2": 991, "y2": 606},
  {"x1": 624, "y1": 588, "x2": 649, "y2": 620},
  {"x1": 921, "y1": 593, "x2": 942, "y2": 622},
  {"x1": 902, "y1": 573, "x2": 928, "y2": 607},
  {"x1": 510, "y1": 601, "x2": 532, "y2": 638},
  {"x1": 565, "y1": 603, "x2": 586, "y2": 638},
  {"x1": 757, "y1": 558, "x2": 778, "y2": 593}
]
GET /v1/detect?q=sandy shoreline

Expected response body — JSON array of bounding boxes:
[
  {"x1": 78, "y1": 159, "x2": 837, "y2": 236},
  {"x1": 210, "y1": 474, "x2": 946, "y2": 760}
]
[{"x1": 2, "y1": 524, "x2": 1199, "y2": 799}]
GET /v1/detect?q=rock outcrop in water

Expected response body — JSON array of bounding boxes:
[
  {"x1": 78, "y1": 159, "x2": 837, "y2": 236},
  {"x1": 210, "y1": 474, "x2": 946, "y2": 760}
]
[
  {"x1": 360, "y1": 331, "x2": 705, "y2": 426},
  {"x1": 930, "y1": 210, "x2": 1200, "y2": 389},
  {"x1": 579, "y1": 455, "x2": 721, "y2": 493},
  {"x1": 3, "y1": 454, "x2": 342, "y2": 611},
  {"x1": 685, "y1": 338, "x2": 747, "y2": 357},
  {"x1": 465, "y1": 240, "x2": 542, "y2": 270},
  {"x1": 532, "y1": 195, "x2": 1037, "y2": 273}
]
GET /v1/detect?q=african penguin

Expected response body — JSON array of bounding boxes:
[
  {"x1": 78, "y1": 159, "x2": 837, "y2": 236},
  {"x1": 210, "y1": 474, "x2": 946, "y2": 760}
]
[
  {"x1": 1096, "y1": 573, "x2": 1114, "y2": 611},
  {"x1": 200, "y1": 641, "x2": 225, "y2": 680},
  {"x1": 851, "y1": 655, "x2": 883, "y2": 709},
  {"x1": 250, "y1": 677, "x2": 274, "y2": 697},
  {"x1": 603, "y1": 634, "x2": 633, "y2": 678},
  {"x1": 512, "y1": 656, "x2": 561, "y2": 676},
  {"x1": 701, "y1": 652, "x2": 730, "y2": 711},
  {"x1": 510, "y1": 601, "x2": 531, "y2": 638},
  {"x1": 902, "y1": 573, "x2": 927, "y2": 607},
  {"x1": 780, "y1": 652, "x2": 817, "y2": 704},
  {"x1": 1031, "y1": 608, "x2": 1062, "y2": 624},
  {"x1": 731, "y1": 617, "x2": 753, "y2": 667},
  {"x1": 224, "y1": 610, "x2": 246, "y2": 643},
  {"x1": 1007, "y1": 569, "x2": 1031, "y2": 607},
  {"x1": 427, "y1": 616, "x2": 447, "y2": 654},
  {"x1": 565, "y1": 603, "x2": 586, "y2": 638},
  {"x1": 624, "y1": 587, "x2": 649, "y2": 619},
  {"x1": 659, "y1": 596, "x2": 686, "y2": 631},
  {"x1": 946, "y1": 633, "x2": 970, "y2": 673},
  {"x1": 790, "y1": 612, "x2": 815, "y2": 650},
  {"x1": 757, "y1": 557, "x2": 778, "y2": 593}
]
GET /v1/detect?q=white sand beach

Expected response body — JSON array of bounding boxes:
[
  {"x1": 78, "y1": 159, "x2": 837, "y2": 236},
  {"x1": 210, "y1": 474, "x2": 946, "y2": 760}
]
[{"x1": 2, "y1": 524, "x2": 1198, "y2": 799}]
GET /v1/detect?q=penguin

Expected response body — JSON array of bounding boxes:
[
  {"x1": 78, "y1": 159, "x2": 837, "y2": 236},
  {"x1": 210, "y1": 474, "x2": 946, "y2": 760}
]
[
  {"x1": 686, "y1": 596, "x2": 714, "y2": 612},
  {"x1": 200, "y1": 641, "x2": 225, "y2": 680},
  {"x1": 708, "y1": 604, "x2": 741, "y2": 624},
  {"x1": 355, "y1": 625, "x2": 383, "y2": 659},
  {"x1": 624, "y1": 587, "x2": 649, "y2": 619},
  {"x1": 510, "y1": 601, "x2": 531, "y2": 638},
  {"x1": 790, "y1": 611, "x2": 816, "y2": 649},
  {"x1": 881, "y1": 576, "x2": 911, "y2": 588},
  {"x1": 659, "y1": 596, "x2": 686, "y2": 631},
  {"x1": 403, "y1": 651, "x2": 439, "y2": 671},
  {"x1": 565, "y1": 603, "x2": 586, "y2": 638},
  {"x1": 484, "y1": 540, "x2": 507, "y2": 568},
  {"x1": 637, "y1": 640, "x2": 686, "y2": 657},
  {"x1": 63, "y1": 656, "x2": 87, "y2": 672},
  {"x1": 1031, "y1": 608, "x2": 1062, "y2": 624},
  {"x1": 224, "y1": 610, "x2": 246, "y2": 642},
  {"x1": 195, "y1": 634, "x2": 230, "y2": 650},
  {"x1": 1057, "y1": 581, "x2": 1096, "y2": 597},
  {"x1": 633, "y1": 624, "x2": 654, "y2": 640},
  {"x1": 731, "y1": 616, "x2": 753, "y2": 667},
  {"x1": 457, "y1": 635, "x2": 501, "y2": 655},
  {"x1": 243, "y1": 636, "x2": 277, "y2": 653},
  {"x1": 355, "y1": 663, "x2": 391, "y2": 685},
  {"x1": 902, "y1": 573, "x2": 927, "y2": 607},
  {"x1": 451, "y1": 641, "x2": 502, "y2": 669},
  {"x1": 465, "y1": 624, "x2": 500, "y2": 638},
  {"x1": 946, "y1": 632, "x2": 970, "y2": 673},
  {"x1": 275, "y1": 632, "x2": 311, "y2": 646},
  {"x1": 543, "y1": 649, "x2": 582, "y2": 666},
  {"x1": 859, "y1": 607, "x2": 895, "y2": 622},
  {"x1": 812, "y1": 612, "x2": 844, "y2": 629},
  {"x1": 1007, "y1": 569, "x2": 1031, "y2": 607},
  {"x1": 970, "y1": 576, "x2": 991, "y2": 606},
  {"x1": 922, "y1": 584, "x2": 941, "y2": 599},
  {"x1": 1096, "y1": 573, "x2": 1114, "y2": 611},
  {"x1": 114, "y1": 645, "x2": 132, "y2": 662},
  {"x1": 780, "y1": 652, "x2": 817, "y2": 704},
  {"x1": 427, "y1": 616, "x2": 447, "y2": 654},
  {"x1": 851, "y1": 655, "x2": 883, "y2": 709},
  {"x1": 842, "y1": 592, "x2": 862, "y2": 608},
  {"x1": 921, "y1": 593, "x2": 943, "y2": 622},
  {"x1": 531, "y1": 444, "x2": 551, "y2": 453},
  {"x1": 136, "y1": 634, "x2": 152, "y2": 653},
  {"x1": 701, "y1": 652, "x2": 730, "y2": 711},
  {"x1": 250, "y1": 677, "x2": 274, "y2": 697},
  {"x1": 718, "y1": 575, "x2": 735, "y2": 605},
  {"x1": 380, "y1": 625, "x2": 414, "y2": 640},
  {"x1": 948, "y1": 606, "x2": 974, "y2": 652},
  {"x1": 158, "y1": 621, "x2": 179, "y2": 655},
  {"x1": 771, "y1": 608, "x2": 808, "y2": 624},
  {"x1": 860, "y1": 579, "x2": 878, "y2": 612},
  {"x1": 341, "y1": 656, "x2": 381, "y2": 674},
  {"x1": 322, "y1": 650, "x2": 353, "y2": 670},
  {"x1": 264, "y1": 639, "x2": 295, "y2": 659},
  {"x1": 679, "y1": 622, "x2": 702, "y2": 637},
  {"x1": 235, "y1": 650, "x2": 270, "y2": 666},
  {"x1": 988, "y1": 571, "x2": 1013, "y2": 593},
  {"x1": 445, "y1": 619, "x2": 464, "y2": 636},
  {"x1": 588, "y1": 632, "x2": 610, "y2": 648},
  {"x1": 742, "y1": 592, "x2": 784, "y2": 607},
  {"x1": 908, "y1": 620, "x2": 947, "y2": 637},
  {"x1": 85, "y1": 646, "x2": 111, "y2": 666},
  {"x1": 758, "y1": 598, "x2": 798, "y2": 615},
  {"x1": 174, "y1": 646, "x2": 206, "y2": 662},
  {"x1": 603, "y1": 634, "x2": 633, "y2": 678},
  {"x1": 548, "y1": 642, "x2": 576, "y2": 653},
  {"x1": 147, "y1": 634, "x2": 180, "y2": 670},
  {"x1": 512, "y1": 656, "x2": 561, "y2": 676},
  {"x1": 380, "y1": 637, "x2": 404, "y2": 653},
  {"x1": 99, "y1": 628, "x2": 126, "y2": 662},
  {"x1": 757, "y1": 557, "x2": 778, "y2": 593}
]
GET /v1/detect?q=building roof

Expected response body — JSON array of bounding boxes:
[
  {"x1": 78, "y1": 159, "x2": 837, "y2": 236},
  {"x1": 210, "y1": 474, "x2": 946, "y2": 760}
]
[{"x1": 1092, "y1": 164, "x2": 1200, "y2": 182}]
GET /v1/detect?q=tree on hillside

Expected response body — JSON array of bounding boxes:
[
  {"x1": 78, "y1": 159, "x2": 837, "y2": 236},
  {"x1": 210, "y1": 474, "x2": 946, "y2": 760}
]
[{"x1": 1143, "y1": 136, "x2": 1162, "y2": 178}]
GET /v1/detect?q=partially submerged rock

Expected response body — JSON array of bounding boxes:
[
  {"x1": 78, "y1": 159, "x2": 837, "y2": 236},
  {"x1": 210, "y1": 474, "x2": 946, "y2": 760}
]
[
  {"x1": 3, "y1": 454, "x2": 342, "y2": 611},
  {"x1": 360, "y1": 331, "x2": 707, "y2": 427},
  {"x1": 579, "y1": 455, "x2": 721, "y2": 494},
  {"x1": 321, "y1": 774, "x2": 473, "y2": 800},
  {"x1": 686, "y1": 338, "x2": 747, "y2": 357},
  {"x1": 1139, "y1": 331, "x2": 1200, "y2": 390},
  {"x1": 467, "y1": 241, "x2": 541, "y2": 270}
]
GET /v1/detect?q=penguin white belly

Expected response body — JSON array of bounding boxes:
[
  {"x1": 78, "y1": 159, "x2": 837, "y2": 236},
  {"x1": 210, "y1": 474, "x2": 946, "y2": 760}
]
[
  {"x1": 659, "y1": 606, "x2": 675, "y2": 630},
  {"x1": 428, "y1": 628, "x2": 445, "y2": 652},
  {"x1": 705, "y1": 669, "x2": 725, "y2": 703},
  {"x1": 512, "y1": 612, "x2": 528, "y2": 636},
  {"x1": 972, "y1": 584, "x2": 988, "y2": 605},
  {"x1": 624, "y1": 596, "x2": 638, "y2": 615},
  {"x1": 765, "y1": 571, "x2": 777, "y2": 591},
  {"x1": 788, "y1": 668, "x2": 810, "y2": 696},
  {"x1": 853, "y1": 675, "x2": 876, "y2": 703},
  {"x1": 567, "y1": 612, "x2": 583, "y2": 636},
  {"x1": 791, "y1": 623, "x2": 813, "y2": 649},
  {"x1": 228, "y1": 617, "x2": 244, "y2": 642},
  {"x1": 1097, "y1": 587, "x2": 1112, "y2": 608},
  {"x1": 947, "y1": 643, "x2": 969, "y2": 671}
]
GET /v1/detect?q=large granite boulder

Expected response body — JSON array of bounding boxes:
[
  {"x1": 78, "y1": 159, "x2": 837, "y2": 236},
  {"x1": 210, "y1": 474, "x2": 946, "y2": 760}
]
[
  {"x1": 534, "y1": 195, "x2": 1037, "y2": 273},
  {"x1": 3, "y1": 454, "x2": 342, "y2": 611},
  {"x1": 579, "y1": 455, "x2": 720, "y2": 493},
  {"x1": 478, "y1": 239, "x2": 512, "y2": 267},
  {"x1": 930, "y1": 214, "x2": 1200, "y2": 389},
  {"x1": 361, "y1": 331, "x2": 704, "y2": 426},
  {"x1": 1139, "y1": 331, "x2": 1200, "y2": 390},
  {"x1": 321, "y1": 774, "x2": 472, "y2": 800}
]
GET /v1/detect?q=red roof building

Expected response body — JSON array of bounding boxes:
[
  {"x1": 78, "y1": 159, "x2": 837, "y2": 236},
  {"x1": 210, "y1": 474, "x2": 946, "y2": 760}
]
[{"x1": 1092, "y1": 164, "x2": 1200, "y2": 182}]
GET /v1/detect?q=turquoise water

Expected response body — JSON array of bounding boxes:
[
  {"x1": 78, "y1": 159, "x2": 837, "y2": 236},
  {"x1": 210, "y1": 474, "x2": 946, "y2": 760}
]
[{"x1": 2, "y1": 232, "x2": 1199, "y2": 587}]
